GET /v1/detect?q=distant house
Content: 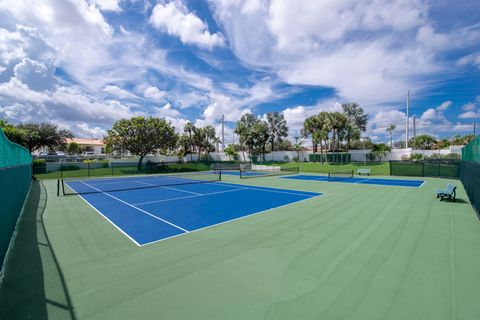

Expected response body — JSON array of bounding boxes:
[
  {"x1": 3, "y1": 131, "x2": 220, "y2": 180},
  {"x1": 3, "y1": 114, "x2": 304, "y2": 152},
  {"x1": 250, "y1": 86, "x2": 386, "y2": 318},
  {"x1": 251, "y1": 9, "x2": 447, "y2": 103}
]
[{"x1": 66, "y1": 138, "x2": 106, "y2": 155}]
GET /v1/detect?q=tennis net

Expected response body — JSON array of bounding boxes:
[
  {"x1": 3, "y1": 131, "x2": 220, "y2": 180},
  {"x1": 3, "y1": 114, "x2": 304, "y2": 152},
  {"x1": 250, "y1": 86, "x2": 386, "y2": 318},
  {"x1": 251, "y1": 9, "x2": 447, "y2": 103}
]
[
  {"x1": 240, "y1": 165, "x2": 299, "y2": 179},
  {"x1": 328, "y1": 170, "x2": 354, "y2": 181},
  {"x1": 58, "y1": 170, "x2": 221, "y2": 196}
]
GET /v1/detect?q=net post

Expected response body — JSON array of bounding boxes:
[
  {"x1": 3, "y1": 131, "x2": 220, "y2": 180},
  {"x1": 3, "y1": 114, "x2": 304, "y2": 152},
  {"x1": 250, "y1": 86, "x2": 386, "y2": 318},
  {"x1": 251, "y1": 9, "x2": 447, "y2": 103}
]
[
  {"x1": 219, "y1": 169, "x2": 222, "y2": 181},
  {"x1": 111, "y1": 161, "x2": 114, "y2": 176},
  {"x1": 57, "y1": 179, "x2": 60, "y2": 196},
  {"x1": 61, "y1": 179, "x2": 66, "y2": 196}
]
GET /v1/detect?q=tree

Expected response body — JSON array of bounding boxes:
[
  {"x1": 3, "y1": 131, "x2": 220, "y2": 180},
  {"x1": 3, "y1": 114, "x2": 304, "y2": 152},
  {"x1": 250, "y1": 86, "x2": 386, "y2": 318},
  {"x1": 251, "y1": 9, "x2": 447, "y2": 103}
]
[
  {"x1": 177, "y1": 134, "x2": 191, "y2": 157},
  {"x1": 224, "y1": 145, "x2": 238, "y2": 161},
  {"x1": 0, "y1": 120, "x2": 26, "y2": 145},
  {"x1": 274, "y1": 139, "x2": 294, "y2": 151},
  {"x1": 192, "y1": 125, "x2": 217, "y2": 158},
  {"x1": 410, "y1": 134, "x2": 436, "y2": 150},
  {"x1": 266, "y1": 112, "x2": 288, "y2": 152},
  {"x1": 342, "y1": 103, "x2": 368, "y2": 150},
  {"x1": 326, "y1": 112, "x2": 348, "y2": 152},
  {"x1": 386, "y1": 124, "x2": 396, "y2": 148},
  {"x1": 252, "y1": 120, "x2": 270, "y2": 161},
  {"x1": 104, "y1": 116, "x2": 177, "y2": 170},
  {"x1": 302, "y1": 115, "x2": 322, "y2": 153},
  {"x1": 293, "y1": 136, "x2": 305, "y2": 161},
  {"x1": 371, "y1": 143, "x2": 391, "y2": 161},
  {"x1": 67, "y1": 142, "x2": 80, "y2": 155},
  {"x1": 235, "y1": 113, "x2": 258, "y2": 161},
  {"x1": 16, "y1": 122, "x2": 73, "y2": 152},
  {"x1": 184, "y1": 122, "x2": 195, "y2": 160}
]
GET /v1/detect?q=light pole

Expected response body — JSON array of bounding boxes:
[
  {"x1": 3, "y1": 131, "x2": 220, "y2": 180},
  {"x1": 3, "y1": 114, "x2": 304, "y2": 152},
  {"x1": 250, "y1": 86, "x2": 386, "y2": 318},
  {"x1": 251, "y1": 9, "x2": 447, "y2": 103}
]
[{"x1": 405, "y1": 90, "x2": 410, "y2": 149}]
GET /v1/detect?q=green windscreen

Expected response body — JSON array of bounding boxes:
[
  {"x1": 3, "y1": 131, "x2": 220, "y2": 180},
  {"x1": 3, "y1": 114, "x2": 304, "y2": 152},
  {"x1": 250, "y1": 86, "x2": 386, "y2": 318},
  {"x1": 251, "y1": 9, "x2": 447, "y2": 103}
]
[
  {"x1": 462, "y1": 135, "x2": 480, "y2": 162},
  {"x1": 0, "y1": 129, "x2": 32, "y2": 273}
]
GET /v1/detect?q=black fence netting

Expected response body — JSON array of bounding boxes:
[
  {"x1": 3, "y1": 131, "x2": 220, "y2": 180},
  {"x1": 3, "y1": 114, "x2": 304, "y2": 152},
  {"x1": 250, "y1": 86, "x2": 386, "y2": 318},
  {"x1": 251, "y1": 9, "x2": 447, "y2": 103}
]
[
  {"x1": 0, "y1": 129, "x2": 32, "y2": 274},
  {"x1": 460, "y1": 161, "x2": 480, "y2": 216}
]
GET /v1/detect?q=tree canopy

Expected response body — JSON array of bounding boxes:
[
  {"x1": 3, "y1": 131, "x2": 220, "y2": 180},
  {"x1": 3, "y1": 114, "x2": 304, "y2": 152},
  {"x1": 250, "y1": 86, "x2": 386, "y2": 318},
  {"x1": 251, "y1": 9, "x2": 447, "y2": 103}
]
[
  {"x1": 104, "y1": 116, "x2": 177, "y2": 169},
  {"x1": 1, "y1": 121, "x2": 73, "y2": 152}
]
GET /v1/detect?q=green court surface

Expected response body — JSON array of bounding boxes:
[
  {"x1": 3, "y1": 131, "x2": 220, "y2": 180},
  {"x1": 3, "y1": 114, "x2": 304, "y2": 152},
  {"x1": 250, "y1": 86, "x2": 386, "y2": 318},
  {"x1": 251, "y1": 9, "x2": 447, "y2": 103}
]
[{"x1": 1, "y1": 174, "x2": 480, "y2": 319}]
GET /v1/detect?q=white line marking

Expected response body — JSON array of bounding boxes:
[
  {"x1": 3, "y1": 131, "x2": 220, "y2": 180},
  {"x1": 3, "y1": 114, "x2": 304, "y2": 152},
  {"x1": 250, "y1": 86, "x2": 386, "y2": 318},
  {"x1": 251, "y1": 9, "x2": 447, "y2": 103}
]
[
  {"x1": 79, "y1": 181, "x2": 189, "y2": 233},
  {"x1": 134, "y1": 187, "x2": 248, "y2": 206},
  {"x1": 353, "y1": 178, "x2": 372, "y2": 184},
  {"x1": 134, "y1": 180, "x2": 200, "y2": 195},
  {"x1": 235, "y1": 185, "x2": 318, "y2": 197},
  {"x1": 139, "y1": 192, "x2": 326, "y2": 246},
  {"x1": 65, "y1": 184, "x2": 142, "y2": 246}
]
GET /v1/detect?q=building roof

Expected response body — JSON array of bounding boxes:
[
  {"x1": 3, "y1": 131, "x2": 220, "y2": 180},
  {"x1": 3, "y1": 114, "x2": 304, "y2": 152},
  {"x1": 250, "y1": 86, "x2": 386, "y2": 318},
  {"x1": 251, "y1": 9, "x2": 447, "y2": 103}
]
[{"x1": 67, "y1": 138, "x2": 105, "y2": 146}]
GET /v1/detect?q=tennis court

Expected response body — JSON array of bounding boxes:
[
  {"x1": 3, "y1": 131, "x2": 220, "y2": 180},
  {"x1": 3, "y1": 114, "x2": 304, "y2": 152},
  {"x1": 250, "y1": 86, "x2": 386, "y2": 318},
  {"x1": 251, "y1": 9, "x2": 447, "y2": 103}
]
[
  {"x1": 283, "y1": 174, "x2": 425, "y2": 188},
  {"x1": 61, "y1": 172, "x2": 323, "y2": 245}
]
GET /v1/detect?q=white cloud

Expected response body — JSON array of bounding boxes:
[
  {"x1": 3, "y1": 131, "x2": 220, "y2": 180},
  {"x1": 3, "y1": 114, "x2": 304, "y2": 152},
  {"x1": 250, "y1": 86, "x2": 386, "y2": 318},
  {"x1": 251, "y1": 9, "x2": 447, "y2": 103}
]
[
  {"x1": 420, "y1": 108, "x2": 447, "y2": 122},
  {"x1": 458, "y1": 111, "x2": 480, "y2": 119},
  {"x1": 462, "y1": 102, "x2": 476, "y2": 111},
  {"x1": 102, "y1": 85, "x2": 137, "y2": 99},
  {"x1": 13, "y1": 57, "x2": 56, "y2": 91},
  {"x1": 457, "y1": 52, "x2": 480, "y2": 68},
  {"x1": 150, "y1": 1, "x2": 225, "y2": 49},
  {"x1": 436, "y1": 100, "x2": 452, "y2": 111},
  {"x1": 74, "y1": 122, "x2": 106, "y2": 137},
  {"x1": 144, "y1": 86, "x2": 166, "y2": 101},
  {"x1": 155, "y1": 103, "x2": 181, "y2": 118},
  {"x1": 89, "y1": 0, "x2": 122, "y2": 12}
]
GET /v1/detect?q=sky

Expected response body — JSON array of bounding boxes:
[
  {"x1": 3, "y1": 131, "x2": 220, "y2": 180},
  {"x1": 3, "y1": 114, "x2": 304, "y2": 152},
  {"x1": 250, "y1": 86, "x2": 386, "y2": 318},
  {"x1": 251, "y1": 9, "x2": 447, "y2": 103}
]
[{"x1": 0, "y1": 0, "x2": 479, "y2": 145}]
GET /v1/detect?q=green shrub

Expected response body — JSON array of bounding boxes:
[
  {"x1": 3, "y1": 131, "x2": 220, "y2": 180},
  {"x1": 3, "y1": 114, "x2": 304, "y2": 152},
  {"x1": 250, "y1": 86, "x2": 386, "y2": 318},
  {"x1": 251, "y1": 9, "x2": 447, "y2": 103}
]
[
  {"x1": 410, "y1": 153, "x2": 423, "y2": 161},
  {"x1": 61, "y1": 164, "x2": 80, "y2": 171}
]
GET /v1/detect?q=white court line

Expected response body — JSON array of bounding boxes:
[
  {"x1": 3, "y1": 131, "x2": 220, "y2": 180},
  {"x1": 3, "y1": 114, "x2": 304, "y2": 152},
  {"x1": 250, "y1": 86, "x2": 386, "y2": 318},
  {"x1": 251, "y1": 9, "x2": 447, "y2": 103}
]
[
  {"x1": 353, "y1": 178, "x2": 372, "y2": 184},
  {"x1": 232, "y1": 185, "x2": 319, "y2": 197},
  {"x1": 134, "y1": 180, "x2": 200, "y2": 195},
  {"x1": 79, "y1": 181, "x2": 189, "y2": 233},
  {"x1": 139, "y1": 192, "x2": 326, "y2": 246},
  {"x1": 76, "y1": 194, "x2": 142, "y2": 246},
  {"x1": 133, "y1": 187, "x2": 248, "y2": 206}
]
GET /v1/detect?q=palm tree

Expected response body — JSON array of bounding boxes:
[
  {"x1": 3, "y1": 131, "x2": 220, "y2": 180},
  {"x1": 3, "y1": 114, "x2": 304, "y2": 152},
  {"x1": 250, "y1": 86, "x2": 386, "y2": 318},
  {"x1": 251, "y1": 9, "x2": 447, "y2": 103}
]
[
  {"x1": 342, "y1": 103, "x2": 368, "y2": 150},
  {"x1": 302, "y1": 114, "x2": 324, "y2": 153},
  {"x1": 371, "y1": 143, "x2": 391, "y2": 161},
  {"x1": 326, "y1": 112, "x2": 348, "y2": 152},
  {"x1": 235, "y1": 113, "x2": 258, "y2": 161},
  {"x1": 293, "y1": 136, "x2": 304, "y2": 161},
  {"x1": 224, "y1": 145, "x2": 238, "y2": 160},
  {"x1": 266, "y1": 112, "x2": 288, "y2": 151},
  {"x1": 184, "y1": 122, "x2": 195, "y2": 161},
  {"x1": 386, "y1": 124, "x2": 396, "y2": 148}
]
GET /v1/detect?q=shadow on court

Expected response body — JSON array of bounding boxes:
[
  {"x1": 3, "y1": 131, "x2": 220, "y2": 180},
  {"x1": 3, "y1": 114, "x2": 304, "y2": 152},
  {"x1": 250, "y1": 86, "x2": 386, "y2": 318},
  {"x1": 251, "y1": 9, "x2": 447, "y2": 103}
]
[{"x1": 0, "y1": 181, "x2": 76, "y2": 320}]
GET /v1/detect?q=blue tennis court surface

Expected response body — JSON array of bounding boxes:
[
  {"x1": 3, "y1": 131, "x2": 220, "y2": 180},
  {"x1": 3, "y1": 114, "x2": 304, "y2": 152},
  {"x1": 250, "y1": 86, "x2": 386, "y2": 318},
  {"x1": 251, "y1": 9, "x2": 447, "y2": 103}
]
[
  {"x1": 66, "y1": 177, "x2": 322, "y2": 246},
  {"x1": 282, "y1": 175, "x2": 425, "y2": 188}
]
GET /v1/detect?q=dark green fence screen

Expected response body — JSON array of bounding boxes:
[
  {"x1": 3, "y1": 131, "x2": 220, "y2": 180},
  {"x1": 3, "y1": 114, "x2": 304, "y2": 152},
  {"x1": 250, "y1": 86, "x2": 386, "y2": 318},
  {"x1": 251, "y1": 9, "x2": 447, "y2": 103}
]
[
  {"x1": 0, "y1": 129, "x2": 32, "y2": 272},
  {"x1": 460, "y1": 161, "x2": 480, "y2": 215},
  {"x1": 389, "y1": 161, "x2": 459, "y2": 178},
  {"x1": 462, "y1": 136, "x2": 480, "y2": 162}
]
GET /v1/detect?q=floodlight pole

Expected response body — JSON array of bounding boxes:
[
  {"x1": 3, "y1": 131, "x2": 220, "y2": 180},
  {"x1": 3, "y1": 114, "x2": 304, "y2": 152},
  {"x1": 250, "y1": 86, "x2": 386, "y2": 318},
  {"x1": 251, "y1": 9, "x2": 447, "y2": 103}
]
[
  {"x1": 405, "y1": 90, "x2": 410, "y2": 149},
  {"x1": 363, "y1": 138, "x2": 366, "y2": 168},
  {"x1": 221, "y1": 114, "x2": 225, "y2": 152}
]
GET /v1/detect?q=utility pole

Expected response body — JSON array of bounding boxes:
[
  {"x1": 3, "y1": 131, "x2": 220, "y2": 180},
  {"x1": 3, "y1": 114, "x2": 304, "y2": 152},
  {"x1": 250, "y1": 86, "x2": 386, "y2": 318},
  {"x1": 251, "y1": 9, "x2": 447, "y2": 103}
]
[
  {"x1": 405, "y1": 89, "x2": 410, "y2": 149},
  {"x1": 413, "y1": 116, "x2": 416, "y2": 149},
  {"x1": 221, "y1": 114, "x2": 225, "y2": 152}
]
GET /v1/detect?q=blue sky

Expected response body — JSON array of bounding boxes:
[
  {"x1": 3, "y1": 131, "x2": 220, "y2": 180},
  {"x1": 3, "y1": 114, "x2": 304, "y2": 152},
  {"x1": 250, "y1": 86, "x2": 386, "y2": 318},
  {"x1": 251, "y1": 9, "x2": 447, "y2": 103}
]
[{"x1": 0, "y1": 0, "x2": 479, "y2": 144}]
